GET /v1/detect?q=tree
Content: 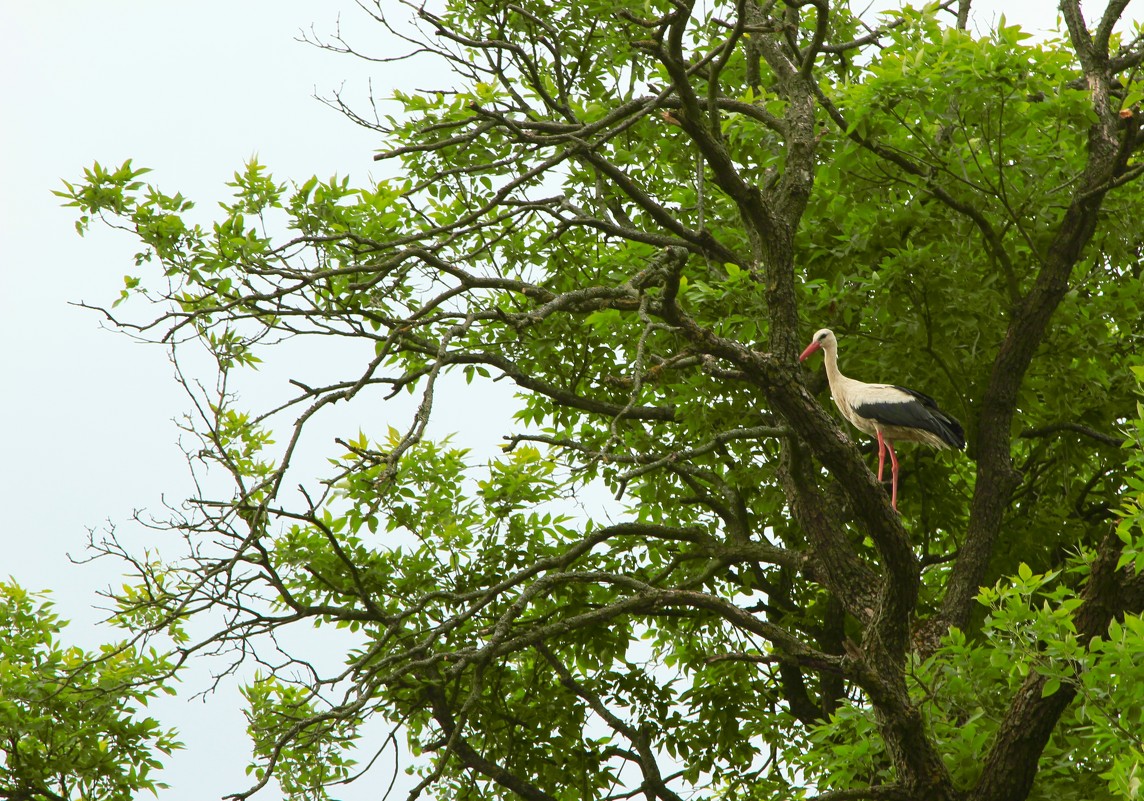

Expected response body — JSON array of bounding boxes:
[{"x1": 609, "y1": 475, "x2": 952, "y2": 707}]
[
  {"x1": 57, "y1": 1, "x2": 1144, "y2": 800},
  {"x1": 0, "y1": 581, "x2": 180, "y2": 801}
]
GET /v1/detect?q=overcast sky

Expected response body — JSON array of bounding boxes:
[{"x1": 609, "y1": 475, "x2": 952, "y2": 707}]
[
  {"x1": 1, "y1": 4, "x2": 403, "y2": 798},
  {"x1": 0, "y1": 2, "x2": 1132, "y2": 799}
]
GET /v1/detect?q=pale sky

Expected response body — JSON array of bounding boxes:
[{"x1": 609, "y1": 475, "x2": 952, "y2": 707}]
[
  {"x1": 1, "y1": 4, "x2": 400, "y2": 798},
  {"x1": 0, "y1": 2, "x2": 1131, "y2": 799}
]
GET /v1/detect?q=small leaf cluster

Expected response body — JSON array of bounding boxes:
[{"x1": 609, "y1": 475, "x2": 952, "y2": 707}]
[{"x1": 0, "y1": 581, "x2": 181, "y2": 801}]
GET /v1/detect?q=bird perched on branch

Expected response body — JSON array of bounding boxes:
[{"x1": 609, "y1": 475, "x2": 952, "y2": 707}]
[{"x1": 799, "y1": 328, "x2": 965, "y2": 510}]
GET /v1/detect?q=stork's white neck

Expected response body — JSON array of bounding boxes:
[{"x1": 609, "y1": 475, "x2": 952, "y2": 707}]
[{"x1": 821, "y1": 339, "x2": 846, "y2": 396}]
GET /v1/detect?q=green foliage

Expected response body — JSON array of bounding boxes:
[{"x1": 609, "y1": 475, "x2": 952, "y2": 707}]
[
  {"x1": 59, "y1": 2, "x2": 1144, "y2": 801},
  {"x1": 1118, "y1": 366, "x2": 1144, "y2": 576},
  {"x1": 0, "y1": 581, "x2": 181, "y2": 801},
  {"x1": 241, "y1": 676, "x2": 359, "y2": 801}
]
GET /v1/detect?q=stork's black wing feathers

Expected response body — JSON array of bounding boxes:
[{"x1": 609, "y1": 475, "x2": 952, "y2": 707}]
[
  {"x1": 850, "y1": 396, "x2": 940, "y2": 433},
  {"x1": 893, "y1": 387, "x2": 966, "y2": 448},
  {"x1": 891, "y1": 385, "x2": 939, "y2": 408},
  {"x1": 851, "y1": 385, "x2": 966, "y2": 449}
]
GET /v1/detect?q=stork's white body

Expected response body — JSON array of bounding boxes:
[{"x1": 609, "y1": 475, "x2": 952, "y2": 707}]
[
  {"x1": 800, "y1": 329, "x2": 965, "y2": 509},
  {"x1": 824, "y1": 372, "x2": 956, "y2": 451}
]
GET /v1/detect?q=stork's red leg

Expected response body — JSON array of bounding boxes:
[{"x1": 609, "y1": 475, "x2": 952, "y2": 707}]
[
  {"x1": 876, "y1": 430, "x2": 886, "y2": 482},
  {"x1": 888, "y1": 440, "x2": 900, "y2": 510}
]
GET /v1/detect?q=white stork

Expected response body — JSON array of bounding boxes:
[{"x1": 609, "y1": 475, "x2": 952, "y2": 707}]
[{"x1": 799, "y1": 328, "x2": 965, "y2": 510}]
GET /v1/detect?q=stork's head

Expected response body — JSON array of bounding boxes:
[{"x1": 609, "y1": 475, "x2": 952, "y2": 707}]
[{"x1": 799, "y1": 328, "x2": 836, "y2": 362}]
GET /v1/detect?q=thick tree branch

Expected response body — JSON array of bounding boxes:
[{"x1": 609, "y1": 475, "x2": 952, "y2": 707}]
[
  {"x1": 936, "y1": 0, "x2": 1132, "y2": 638},
  {"x1": 423, "y1": 682, "x2": 561, "y2": 801},
  {"x1": 1019, "y1": 421, "x2": 1126, "y2": 448},
  {"x1": 807, "y1": 786, "x2": 913, "y2": 801}
]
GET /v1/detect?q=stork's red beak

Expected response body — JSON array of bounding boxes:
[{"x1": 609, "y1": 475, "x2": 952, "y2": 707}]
[{"x1": 799, "y1": 341, "x2": 821, "y2": 362}]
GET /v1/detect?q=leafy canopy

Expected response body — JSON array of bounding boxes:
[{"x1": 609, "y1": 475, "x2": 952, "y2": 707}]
[
  {"x1": 57, "y1": 1, "x2": 1144, "y2": 801},
  {"x1": 0, "y1": 581, "x2": 181, "y2": 801}
]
